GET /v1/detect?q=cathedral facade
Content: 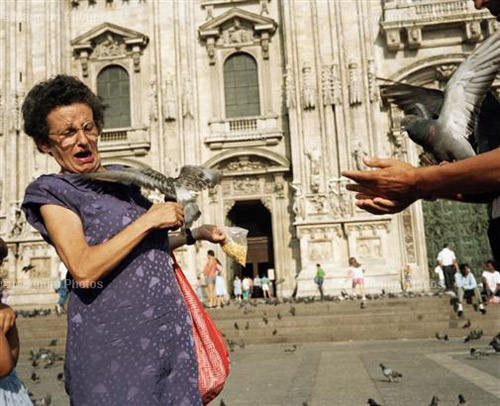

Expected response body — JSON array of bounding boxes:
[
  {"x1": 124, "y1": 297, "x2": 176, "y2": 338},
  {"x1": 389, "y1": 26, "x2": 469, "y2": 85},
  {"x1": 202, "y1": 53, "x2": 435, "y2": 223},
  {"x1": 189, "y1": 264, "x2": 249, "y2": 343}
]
[{"x1": 0, "y1": 0, "x2": 494, "y2": 304}]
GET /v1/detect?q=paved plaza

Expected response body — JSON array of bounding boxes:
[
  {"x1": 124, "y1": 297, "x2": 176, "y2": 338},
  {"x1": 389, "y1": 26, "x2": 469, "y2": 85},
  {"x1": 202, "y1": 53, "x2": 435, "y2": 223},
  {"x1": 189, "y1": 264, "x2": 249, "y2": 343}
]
[{"x1": 19, "y1": 337, "x2": 500, "y2": 406}]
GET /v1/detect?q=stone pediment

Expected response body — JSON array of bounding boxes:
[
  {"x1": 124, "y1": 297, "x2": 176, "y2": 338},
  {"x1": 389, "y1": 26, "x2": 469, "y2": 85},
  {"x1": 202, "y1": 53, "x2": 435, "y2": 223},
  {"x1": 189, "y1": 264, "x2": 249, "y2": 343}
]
[
  {"x1": 71, "y1": 22, "x2": 149, "y2": 76},
  {"x1": 199, "y1": 8, "x2": 277, "y2": 63}
]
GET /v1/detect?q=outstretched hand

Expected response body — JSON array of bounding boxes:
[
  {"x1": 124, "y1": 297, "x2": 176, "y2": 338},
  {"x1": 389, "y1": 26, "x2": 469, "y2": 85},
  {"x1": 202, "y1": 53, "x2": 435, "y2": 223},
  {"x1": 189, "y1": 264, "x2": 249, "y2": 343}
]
[
  {"x1": 193, "y1": 225, "x2": 227, "y2": 245},
  {"x1": 342, "y1": 157, "x2": 421, "y2": 201}
]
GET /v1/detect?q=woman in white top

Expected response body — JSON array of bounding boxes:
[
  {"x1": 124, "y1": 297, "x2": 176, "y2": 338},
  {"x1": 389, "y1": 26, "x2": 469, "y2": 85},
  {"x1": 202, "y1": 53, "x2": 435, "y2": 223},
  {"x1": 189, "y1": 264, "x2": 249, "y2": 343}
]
[
  {"x1": 348, "y1": 257, "x2": 366, "y2": 301},
  {"x1": 214, "y1": 260, "x2": 228, "y2": 308}
]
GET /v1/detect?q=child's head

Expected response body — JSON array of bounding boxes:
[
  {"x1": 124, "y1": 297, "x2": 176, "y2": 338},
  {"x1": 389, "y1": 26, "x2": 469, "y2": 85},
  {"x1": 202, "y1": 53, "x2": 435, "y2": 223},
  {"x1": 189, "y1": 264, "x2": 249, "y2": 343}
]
[
  {"x1": 349, "y1": 257, "x2": 360, "y2": 267},
  {"x1": 316, "y1": 263, "x2": 321, "y2": 268},
  {"x1": 0, "y1": 238, "x2": 7, "y2": 265},
  {"x1": 207, "y1": 250, "x2": 215, "y2": 258}
]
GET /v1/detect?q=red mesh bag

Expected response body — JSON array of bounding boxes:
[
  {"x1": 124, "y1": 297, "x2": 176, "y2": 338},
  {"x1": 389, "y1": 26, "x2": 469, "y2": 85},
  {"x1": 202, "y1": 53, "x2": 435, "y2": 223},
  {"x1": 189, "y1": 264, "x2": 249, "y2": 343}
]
[{"x1": 172, "y1": 254, "x2": 230, "y2": 405}]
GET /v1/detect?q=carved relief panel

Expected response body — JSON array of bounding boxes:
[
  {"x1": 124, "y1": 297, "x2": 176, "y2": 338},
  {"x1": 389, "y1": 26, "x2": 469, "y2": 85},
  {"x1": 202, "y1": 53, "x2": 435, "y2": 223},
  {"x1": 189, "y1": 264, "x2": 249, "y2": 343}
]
[{"x1": 345, "y1": 221, "x2": 391, "y2": 263}]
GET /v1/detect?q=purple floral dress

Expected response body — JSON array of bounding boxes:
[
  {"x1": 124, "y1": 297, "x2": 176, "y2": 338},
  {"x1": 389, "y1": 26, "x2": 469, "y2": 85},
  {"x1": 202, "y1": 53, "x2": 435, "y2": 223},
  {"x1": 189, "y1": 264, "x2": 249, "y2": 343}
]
[{"x1": 22, "y1": 169, "x2": 201, "y2": 406}]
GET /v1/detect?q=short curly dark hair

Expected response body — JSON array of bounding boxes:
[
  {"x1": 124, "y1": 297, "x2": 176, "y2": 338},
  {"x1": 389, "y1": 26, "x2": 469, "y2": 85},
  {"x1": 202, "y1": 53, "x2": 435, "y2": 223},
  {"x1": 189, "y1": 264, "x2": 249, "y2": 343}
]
[{"x1": 22, "y1": 74, "x2": 104, "y2": 151}]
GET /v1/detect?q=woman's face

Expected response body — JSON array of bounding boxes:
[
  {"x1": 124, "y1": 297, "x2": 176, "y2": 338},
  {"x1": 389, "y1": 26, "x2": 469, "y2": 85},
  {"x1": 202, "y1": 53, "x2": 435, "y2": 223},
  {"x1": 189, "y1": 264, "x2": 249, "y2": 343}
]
[{"x1": 39, "y1": 103, "x2": 102, "y2": 174}]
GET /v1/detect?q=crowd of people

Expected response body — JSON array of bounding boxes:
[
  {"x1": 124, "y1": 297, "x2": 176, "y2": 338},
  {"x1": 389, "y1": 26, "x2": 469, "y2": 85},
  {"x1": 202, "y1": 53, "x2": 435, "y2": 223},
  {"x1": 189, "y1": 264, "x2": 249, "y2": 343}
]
[{"x1": 434, "y1": 244, "x2": 500, "y2": 316}]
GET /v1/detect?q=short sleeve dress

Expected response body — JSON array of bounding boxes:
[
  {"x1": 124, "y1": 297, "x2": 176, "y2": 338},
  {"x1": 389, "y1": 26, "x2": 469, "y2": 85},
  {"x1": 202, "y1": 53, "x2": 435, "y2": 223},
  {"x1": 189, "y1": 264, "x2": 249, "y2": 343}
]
[{"x1": 21, "y1": 170, "x2": 201, "y2": 406}]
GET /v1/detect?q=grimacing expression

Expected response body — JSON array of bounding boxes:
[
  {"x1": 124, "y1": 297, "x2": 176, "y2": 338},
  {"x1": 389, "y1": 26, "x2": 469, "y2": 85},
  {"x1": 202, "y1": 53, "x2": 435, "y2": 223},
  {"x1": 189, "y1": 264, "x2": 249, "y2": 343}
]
[
  {"x1": 474, "y1": 0, "x2": 500, "y2": 20},
  {"x1": 39, "y1": 103, "x2": 102, "y2": 174}
]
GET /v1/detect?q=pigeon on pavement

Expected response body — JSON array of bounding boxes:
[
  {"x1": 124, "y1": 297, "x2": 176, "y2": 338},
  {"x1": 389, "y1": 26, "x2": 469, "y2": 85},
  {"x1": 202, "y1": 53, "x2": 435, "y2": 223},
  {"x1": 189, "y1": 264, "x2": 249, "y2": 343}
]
[
  {"x1": 83, "y1": 165, "x2": 222, "y2": 228},
  {"x1": 429, "y1": 395, "x2": 441, "y2": 406},
  {"x1": 458, "y1": 394, "x2": 466, "y2": 404},
  {"x1": 380, "y1": 28, "x2": 500, "y2": 163},
  {"x1": 367, "y1": 399, "x2": 382, "y2": 406},
  {"x1": 462, "y1": 320, "x2": 471, "y2": 329},
  {"x1": 380, "y1": 363, "x2": 402, "y2": 382}
]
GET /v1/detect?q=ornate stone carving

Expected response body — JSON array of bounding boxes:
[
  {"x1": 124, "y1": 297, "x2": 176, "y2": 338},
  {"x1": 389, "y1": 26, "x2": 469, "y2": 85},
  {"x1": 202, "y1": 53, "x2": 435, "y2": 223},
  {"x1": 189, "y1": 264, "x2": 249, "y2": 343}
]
[
  {"x1": 388, "y1": 104, "x2": 406, "y2": 159},
  {"x1": 345, "y1": 221, "x2": 391, "y2": 236},
  {"x1": 205, "y1": 5, "x2": 214, "y2": 20},
  {"x1": 94, "y1": 33, "x2": 127, "y2": 58},
  {"x1": 465, "y1": 20, "x2": 482, "y2": 43},
  {"x1": 224, "y1": 199, "x2": 236, "y2": 215},
  {"x1": 308, "y1": 195, "x2": 327, "y2": 214},
  {"x1": 285, "y1": 65, "x2": 296, "y2": 110},
  {"x1": 301, "y1": 61, "x2": 316, "y2": 110},
  {"x1": 367, "y1": 58, "x2": 379, "y2": 103},
  {"x1": 385, "y1": 29, "x2": 401, "y2": 52},
  {"x1": 402, "y1": 208, "x2": 416, "y2": 263},
  {"x1": 352, "y1": 141, "x2": 368, "y2": 171},
  {"x1": 260, "y1": 0, "x2": 270, "y2": 16},
  {"x1": 290, "y1": 183, "x2": 304, "y2": 221},
  {"x1": 406, "y1": 26, "x2": 422, "y2": 49},
  {"x1": 321, "y1": 64, "x2": 334, "y2": 107},
  {"x1": 182, "y1": 76, "x2": 194, "y2": 119},
  {"x1": 9, "y1": 203, "x2": 27, "y2": 239},
  {"x1": 328, "y1": 179, "x2": 351, "y2": 219},
  {"x1": 163, "y1": 73, "x2": 176, "y2": 121},
  {"x1": 435, "y1": 64, "x2": 457, "y2": 82},
  {"x1": 261, "y1": 197, "x2": 273, "y2": 212},
  {"x1": 305, "y1": 149, "x2": 321, "y2": 193},
  {"x1": 356, "y1": 237, "x2": 382, "y2": 259},
  {"x1": 332, "y1": 63, "x2": 342, "y2": 105},
  {"x1": 149, "y1": 79, "x2": 158, "y2": 122},
  {"x1": 274, "y1": 176, "x2": 285, "y2": 198},
  {"x1": 233, "y1": 177, "x2": 260, "y2": 194},
  {"x1": 348, "y1": 61, "x2": 361, "y2": 106},
  {"x1": 11, "y1": 91, "x2": 24, "y2": 132},
  {"x1": 308, "y1": 241, "x2": 332, "y2": 262},
  {"x1": 225, "y1": 19, "x2": 253, "y2": 46},
  {"x1": 225, "y1": 157, "x2": 265, "y2": 172}
]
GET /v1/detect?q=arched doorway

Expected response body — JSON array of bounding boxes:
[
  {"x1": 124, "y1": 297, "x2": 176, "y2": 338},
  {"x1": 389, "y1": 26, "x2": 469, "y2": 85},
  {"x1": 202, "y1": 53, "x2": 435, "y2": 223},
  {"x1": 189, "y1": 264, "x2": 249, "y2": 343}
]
[{"x1": 227, "y1": 200, "x2": 274, "y2": 296}]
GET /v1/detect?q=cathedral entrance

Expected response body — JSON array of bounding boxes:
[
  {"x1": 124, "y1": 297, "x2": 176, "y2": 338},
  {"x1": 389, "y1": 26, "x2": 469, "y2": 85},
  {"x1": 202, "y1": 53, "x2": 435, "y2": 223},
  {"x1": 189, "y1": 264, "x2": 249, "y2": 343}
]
[
  {"x1": 227, "y1": 200, "x2": 274, "y2": 296},
  {"x1": 423, "y1": 200, "x2": 490, "y2": 275}
]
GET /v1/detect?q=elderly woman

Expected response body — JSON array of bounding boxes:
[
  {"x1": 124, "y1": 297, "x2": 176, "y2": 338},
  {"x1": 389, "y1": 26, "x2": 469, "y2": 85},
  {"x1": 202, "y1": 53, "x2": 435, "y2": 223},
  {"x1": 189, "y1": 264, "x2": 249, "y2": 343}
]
[{"x1": 21, "y1": 75, "x2": 225, "y2": 405}]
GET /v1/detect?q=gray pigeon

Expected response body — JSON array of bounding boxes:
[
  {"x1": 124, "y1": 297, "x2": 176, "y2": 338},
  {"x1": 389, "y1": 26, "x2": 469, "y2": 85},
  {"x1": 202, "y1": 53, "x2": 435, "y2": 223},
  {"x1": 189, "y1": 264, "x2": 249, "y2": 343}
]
[
  {"x1": 380, "y1": 363, "x2": 402, "y2": 382},
  {"x1": 83, "y1": 165, "x2": 222, "y2": 229},
  {"x1": 381, "y1": 28, "x2": 500, "y2": 163},
  {"x1": 367, "y1": 399, "x2": 382, "y2": 406},
  {"x1": 458, "y1": 394, "x2": 466, "y2": 404}
]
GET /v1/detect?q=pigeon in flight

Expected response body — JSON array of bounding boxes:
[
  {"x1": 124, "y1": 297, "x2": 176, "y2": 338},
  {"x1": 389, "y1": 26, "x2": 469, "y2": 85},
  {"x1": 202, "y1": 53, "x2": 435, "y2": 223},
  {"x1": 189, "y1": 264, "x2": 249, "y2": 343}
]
[
  {"x1": 380, "y1": 363, "x2": 402, "y2": 382},
  {"x1": 83, "y1": 165, "x2": 222, "y2": 229},
  {"x1": 380, "y1": 28, "x2": 500, "y2": 163}
]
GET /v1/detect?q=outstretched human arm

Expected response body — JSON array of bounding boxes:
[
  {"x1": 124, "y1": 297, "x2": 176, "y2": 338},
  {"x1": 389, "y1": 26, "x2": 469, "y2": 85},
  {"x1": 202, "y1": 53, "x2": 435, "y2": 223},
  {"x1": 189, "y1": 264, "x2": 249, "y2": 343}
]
[
  {"x1": 40, "y1": 202, "x2": 184, "y2": 288},
  {"x1": 0, "y1": 330, "x2": 13, "y2": 378},
  {"x1": 168, "y1": 225, "x2": 227, "y2": 251}
]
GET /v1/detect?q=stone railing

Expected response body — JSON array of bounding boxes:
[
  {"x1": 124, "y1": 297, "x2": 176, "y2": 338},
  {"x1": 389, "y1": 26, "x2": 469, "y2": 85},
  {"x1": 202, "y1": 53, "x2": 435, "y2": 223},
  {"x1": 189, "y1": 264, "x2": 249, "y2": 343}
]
[
  {"x1": 381, "y1": 0, "x2": 496, "y2": 51},
  {"x1": 98, "y1": 127, "x2": 150, "y2": 156},
  {"x1": 206, "y1": 116, "x2": 282, "y2": 148},
  {"x1": 101, "y1": 128, "x2": 128, "y2": 143}
]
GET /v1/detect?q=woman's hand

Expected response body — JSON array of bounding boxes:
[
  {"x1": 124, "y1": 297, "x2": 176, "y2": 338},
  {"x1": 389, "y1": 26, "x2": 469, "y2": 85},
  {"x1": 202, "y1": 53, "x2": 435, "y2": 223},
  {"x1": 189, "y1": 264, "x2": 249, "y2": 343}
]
[
  {"x1": 141, "y1": 202, "x2": 184, "y2": 231},
  {"x1": 0, "y1": 304, "x2": 16, "y2": 335},
  {"x1": 193, "y1": 225, "x2": 227, "y2": 244}
]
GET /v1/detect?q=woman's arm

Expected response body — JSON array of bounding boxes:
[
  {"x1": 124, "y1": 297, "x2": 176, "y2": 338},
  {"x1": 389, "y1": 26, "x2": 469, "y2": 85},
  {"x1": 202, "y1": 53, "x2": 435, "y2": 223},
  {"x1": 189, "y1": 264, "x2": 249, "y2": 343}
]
[
  {"x1": 6, "y1": 325, "x2": 19, "y2": 367},
  {"x1": 169, "y1": 225, "x2": 226, "y2": 251},
  {"x1": 0, "y1": 331, "x2": 13, "y2": 378},
  {"x1": 41, "y1": 202, "x2": 184, "y2": 288}
]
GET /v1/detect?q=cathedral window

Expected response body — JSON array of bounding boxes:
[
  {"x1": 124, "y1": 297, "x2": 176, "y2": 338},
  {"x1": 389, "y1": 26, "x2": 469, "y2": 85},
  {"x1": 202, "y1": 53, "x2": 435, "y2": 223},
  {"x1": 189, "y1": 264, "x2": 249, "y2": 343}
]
[{"x1": 97, "y1": 65, "x2": 131, "y2": 129}]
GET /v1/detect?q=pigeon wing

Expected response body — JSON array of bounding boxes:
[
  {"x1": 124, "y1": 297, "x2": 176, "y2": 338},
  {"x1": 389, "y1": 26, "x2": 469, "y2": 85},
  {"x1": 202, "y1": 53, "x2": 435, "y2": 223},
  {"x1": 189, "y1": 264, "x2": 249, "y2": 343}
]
[
  {"x1": 175, "y1": 165, "x2": 222, "y2": 192},
  {"x1": 83, "y1": 167, "x2": 177, "y2": 201},
  {"x1": 380, "y1": 79, "x2": 444, "y2": 118},
  {"x1": 438, "y1": 29, "x2": 500, "y2": 142}
]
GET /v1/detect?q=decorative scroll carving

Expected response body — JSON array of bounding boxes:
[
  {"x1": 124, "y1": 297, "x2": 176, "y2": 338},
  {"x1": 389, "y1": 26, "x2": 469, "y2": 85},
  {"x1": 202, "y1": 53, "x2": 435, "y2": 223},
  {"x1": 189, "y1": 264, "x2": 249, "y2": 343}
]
[
  {"x1": 148, "y1": 79, "x2": 158, "y2": 122},
  {"x1": 321, "y1": 64, "x2": 334, "y2": 107},
  {"x1": 163, "y1": 73, "x2": 176, "y2": 121},
  {"x1": 285, "y1": 65, "x2": 296, "y2": 110},
  {"x1": 348, "y1": 61, "x2": 361, "y2": 106},
  {"x1": 182, "y1": 76, "x2": 194, "y2": 119},
  {"x1": 367, "y1": 58, "x2": 379, "y2": 103},
  {"x1": 301, "y1": 61, "x2": 316, "y2": 110},
  {"x1": 305, "y1": 149, "x2": 321, "y2": 193}
]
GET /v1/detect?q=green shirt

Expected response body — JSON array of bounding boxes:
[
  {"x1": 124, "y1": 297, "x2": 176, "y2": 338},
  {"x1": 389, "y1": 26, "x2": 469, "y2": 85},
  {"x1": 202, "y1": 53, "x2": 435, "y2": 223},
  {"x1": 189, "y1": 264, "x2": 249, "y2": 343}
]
[{"x1": 316, "y1": 268, "x2": 325, "y2": 278}]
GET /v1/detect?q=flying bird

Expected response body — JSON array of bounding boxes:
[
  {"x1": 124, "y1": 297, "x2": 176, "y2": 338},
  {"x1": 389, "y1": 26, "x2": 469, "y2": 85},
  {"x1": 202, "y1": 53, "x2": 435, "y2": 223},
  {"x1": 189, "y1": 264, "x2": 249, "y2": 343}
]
[
  {"x1": 83, "y1": 165, "x2": 222, "y2": 229},
  {"x1": 380, "y1": 363, "x2": 402, "y2": 382},
  {"x1": 380, "y1": 28, "x2": 500, "y2": 163}
]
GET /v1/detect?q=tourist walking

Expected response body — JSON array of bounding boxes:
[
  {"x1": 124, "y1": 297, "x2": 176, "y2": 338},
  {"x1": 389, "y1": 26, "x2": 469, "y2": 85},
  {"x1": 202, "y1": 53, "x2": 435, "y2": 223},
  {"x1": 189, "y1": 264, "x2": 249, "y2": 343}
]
[
  {"x1": 261, "y1": 274, "x2": 271, "y2": 298},
  {"x1": 203, "y1": 250, "x2": 218, "y2": 308},
  {"x1": 348, "y1": 257, "x2": 366, "y2": 301},
  {"x1": 314, "y1": 263, "x2": 325, "y2": 300},
  {"x1": 233, "y1": 276, "x2": 242, "y2": 301},
  {"x1": 253, "y1": 275, "x2": 262, "y2": 298},
  {"x1": 437, "y1": 244, "x2": 457, "y2": 291},
  {"x1": 215, "y1": 260, "x2": 227, "y2": 308}
]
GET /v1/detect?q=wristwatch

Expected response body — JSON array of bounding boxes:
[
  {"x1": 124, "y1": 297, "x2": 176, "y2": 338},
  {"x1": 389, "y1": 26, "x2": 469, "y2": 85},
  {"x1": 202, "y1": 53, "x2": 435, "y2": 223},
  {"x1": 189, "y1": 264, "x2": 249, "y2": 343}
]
[{"x1": 185, "y1": 228, "x2": 196, "y2": 245}]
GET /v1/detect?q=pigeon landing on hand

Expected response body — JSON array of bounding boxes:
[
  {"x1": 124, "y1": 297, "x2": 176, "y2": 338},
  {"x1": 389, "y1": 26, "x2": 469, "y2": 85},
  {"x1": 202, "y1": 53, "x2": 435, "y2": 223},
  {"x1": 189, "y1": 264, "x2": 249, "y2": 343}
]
[
  {"x1": 380, "y1": 28, "x2": 500, "y2": 163},
  {"x1": 83, "y1": 165, "x2": 222, "y2": 229},
  {"x1": 380, "y1": 363, "x2": 402, "y2": 382}
]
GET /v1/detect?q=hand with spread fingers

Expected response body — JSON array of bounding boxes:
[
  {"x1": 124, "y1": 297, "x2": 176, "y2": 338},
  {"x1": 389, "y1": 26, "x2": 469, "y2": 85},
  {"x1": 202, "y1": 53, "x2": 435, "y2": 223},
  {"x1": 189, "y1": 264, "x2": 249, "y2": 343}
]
[{"x1": 342, "y1": 157, "x2": 422, "y2": 203}]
